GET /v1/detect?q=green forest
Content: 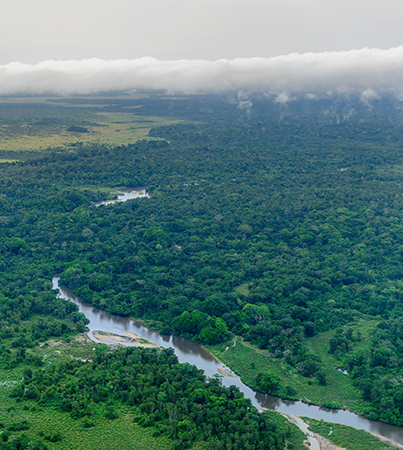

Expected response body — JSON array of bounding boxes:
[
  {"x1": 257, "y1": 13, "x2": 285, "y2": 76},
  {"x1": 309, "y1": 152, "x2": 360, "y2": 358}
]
[{"x1": 1, "y1": 91, "x2": 403, "y2": 448}]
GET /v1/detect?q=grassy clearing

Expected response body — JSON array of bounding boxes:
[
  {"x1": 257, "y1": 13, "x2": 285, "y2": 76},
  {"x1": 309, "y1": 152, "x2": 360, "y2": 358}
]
[
  {"x1": 36, "y1": 334, "x2": 96, "y2": 363},
  {"x1": 0, "y1": 96, "x2": 185, "y2": 151},
  {"x1": 234, "y1": 283, "x2": 250, "y2": 296},
  {"x1": 304, "y1": 418, "x2": 398, "y2": 450},
  {"x1": 207, "y1": 337, "x2": 363, "y2": 411},
  {"x1": 0, "y1": 112, "x2": 181, "y2": 151},
  {"x1": 0, "y1": 94, "x2": 148, "y2": 104},
  {"x1": 207, "y1": 317, "x2": 379, "y2": 414}
]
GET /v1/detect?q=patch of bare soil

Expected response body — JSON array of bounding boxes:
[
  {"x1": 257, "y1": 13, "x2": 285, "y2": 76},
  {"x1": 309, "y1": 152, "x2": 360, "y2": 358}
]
[
  {"x1": 217, "y1": 367, "x2": 235, "y2": 377},
  {"x1": 314, "y1": 434, "x2": 345, "y2": 450},
  {"x1": 92, "y1": 330, "x2": 159, "y2": 348}
]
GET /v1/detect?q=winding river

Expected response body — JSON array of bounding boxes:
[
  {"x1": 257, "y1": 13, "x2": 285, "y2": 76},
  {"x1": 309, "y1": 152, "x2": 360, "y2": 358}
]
[
  {"x1": 53, "y1": 276, "x2": 403, "y2": 448},
  {"x1": 51, "y1": 188, "x2": 403, "y2": 448}
]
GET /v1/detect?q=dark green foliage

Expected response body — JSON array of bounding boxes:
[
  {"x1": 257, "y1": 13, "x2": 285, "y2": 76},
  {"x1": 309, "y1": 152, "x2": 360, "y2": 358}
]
[
  {"x1": 255, "y1": 372, "x2": 279, "y2": 394},
  {"x1": 315, "y1": 370, "x2": 327, "y2": 386},
  {"x1": 7, "y1": 420, "x2": 30, "y2": 432},
  {"x1": 0, "y1": 432, "x2": 48, "y2": 450},
  {"x1": 43, "y1": 431, "x2": 62, "y2": 442},
  {"x1": 1, "y1": 430, "x2": 11, "y2": 442},
  {"x1": 82, "y1": 417, "x2": 95, "y2": 428},
  {"x1": 66, "y1": 126, "x2": 89, "y2": 133},
  {"x1": 15, "y1": 347, "x2": 287, "y2": 449},
  {"x1": 329, "y1": 328, "x2": 358, "y2": 355}
]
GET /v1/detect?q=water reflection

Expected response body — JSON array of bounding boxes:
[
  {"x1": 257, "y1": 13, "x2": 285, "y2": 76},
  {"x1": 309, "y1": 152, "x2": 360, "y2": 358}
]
[
  {"x1": 53, "y1": 276, "x2": 403, "y2": 445},
  {"x1": 95, "y1": 187, "x2": 150, "y2": 207}
]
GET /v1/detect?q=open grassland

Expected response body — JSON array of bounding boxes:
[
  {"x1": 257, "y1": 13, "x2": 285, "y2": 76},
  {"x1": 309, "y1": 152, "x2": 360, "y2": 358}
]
[
  {"x1": 0, "y1": 94, "x2": 148, "y2": 105},
  {"x1": 304, "y1": 418, "x2": 399, "y2": 450},
  {"x1": 0, "y1": 96, "x2": 185, "y2": 151},
  {"x1": 207, "y1": 317, "x2": 380, "y2": 414}
]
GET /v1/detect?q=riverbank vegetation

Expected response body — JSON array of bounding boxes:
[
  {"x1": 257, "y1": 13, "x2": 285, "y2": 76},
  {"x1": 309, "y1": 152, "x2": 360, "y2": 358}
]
[
  {"x1": 11, "y1": 345, "x2": 301, "y2": 450},
  {"x1": 0, "y1": 338, "x2": 305, "y2": 450},
  {"x1": 207, "y1": 316, "x2": 384, "y2": 414},
  {"x1": 304, "y1": 418, "x2": 397, "y2": 450},
  {"x1": 2, "y1": 92, "x2": 403, "y2": 443}
]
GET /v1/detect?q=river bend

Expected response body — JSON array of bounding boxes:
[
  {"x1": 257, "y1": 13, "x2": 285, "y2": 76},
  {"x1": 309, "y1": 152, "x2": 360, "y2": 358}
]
[{"x1": 53, "y1": 276, "x2": 403, "y2": 447}]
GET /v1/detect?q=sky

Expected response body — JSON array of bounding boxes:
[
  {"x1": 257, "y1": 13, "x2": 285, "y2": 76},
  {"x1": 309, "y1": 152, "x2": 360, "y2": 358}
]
[{"x1": 1, "y1": 0, "x2": 403, "y2": 94}]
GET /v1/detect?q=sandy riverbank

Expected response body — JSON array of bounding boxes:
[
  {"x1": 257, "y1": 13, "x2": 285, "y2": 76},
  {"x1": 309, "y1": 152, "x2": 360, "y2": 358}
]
[
  {"x1": 369, "y1": 432, "x2": 403, "y2": 449},
  {"x1": 217, "y1": 367, "x2": 235, "y2": 377},
  {"x1": 92, "y1": 330, "x2": 159, "y2": 348}
]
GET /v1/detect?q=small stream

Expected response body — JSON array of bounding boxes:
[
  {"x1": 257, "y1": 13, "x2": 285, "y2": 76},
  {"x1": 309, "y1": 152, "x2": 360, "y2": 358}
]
[{"x1": 53, "y1": 277, "x2": 403, "y2": 447}]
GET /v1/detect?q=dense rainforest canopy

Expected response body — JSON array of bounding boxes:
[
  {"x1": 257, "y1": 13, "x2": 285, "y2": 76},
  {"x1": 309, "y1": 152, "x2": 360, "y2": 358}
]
[{"x1": 2, "y1": 91, "x2": 403, "y2": 444}]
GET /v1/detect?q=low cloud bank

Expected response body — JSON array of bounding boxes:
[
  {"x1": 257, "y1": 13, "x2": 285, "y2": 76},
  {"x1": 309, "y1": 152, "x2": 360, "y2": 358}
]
[{"x1": 2, "y1": 47, "x2": 403, "y2": 95}]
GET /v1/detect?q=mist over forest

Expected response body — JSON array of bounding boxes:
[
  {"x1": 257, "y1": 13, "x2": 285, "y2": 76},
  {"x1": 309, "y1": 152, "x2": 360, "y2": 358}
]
[{"x1": 3, "y1": 46, "x2": 403, "y2": 96}]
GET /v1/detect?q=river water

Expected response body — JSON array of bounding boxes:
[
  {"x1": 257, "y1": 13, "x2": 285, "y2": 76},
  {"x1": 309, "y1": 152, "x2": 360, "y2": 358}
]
[
  {"x1": 53, "y1": 276, "x2": 403, "y2": 447},
  {"x1": 94, "y1": 187, "x2": 150, "y2": 206}
]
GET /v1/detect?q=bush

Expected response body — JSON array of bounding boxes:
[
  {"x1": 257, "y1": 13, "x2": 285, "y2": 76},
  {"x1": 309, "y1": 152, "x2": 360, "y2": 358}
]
[
  {"x1": 8, "y1": 420, "x2": 30, "y2": 431},
  {"x1": 44, "y1": 431, "x2": 62, "y2": 442},
  {"x1": 82, "y1": 417, "x2": 95, "y2": 428}
]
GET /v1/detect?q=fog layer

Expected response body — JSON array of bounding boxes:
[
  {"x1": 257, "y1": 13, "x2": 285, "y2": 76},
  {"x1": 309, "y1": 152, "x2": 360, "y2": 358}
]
[{"x1": 2, "y1": 47, "x2": 403, "y2": 95}]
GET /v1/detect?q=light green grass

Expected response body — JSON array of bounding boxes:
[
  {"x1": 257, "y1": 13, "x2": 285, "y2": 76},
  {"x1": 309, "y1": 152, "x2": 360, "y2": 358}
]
[
  {"x1": 0, "y1": 112, "x2": 181, "y2": 151},
  {"x1": 0, "y1": 95, "x2": 148, "y2": 104},
  {"x1": 234, "y1": 283, "x2": 250, "y2": 296},
  {"x1": 4, "y1": 409, "x2": 174, "y2": 450},
  {"x1": 0, "y1": 96, "x2": 186, "y2": 151},
  {"x1": 208, "y1": 337, "x2": 362, "y2": 410},
  {"x1": 207, "y1": 317, "x2": 379, "y2": 413},
  {"x1": 304, "y1": 418, "x2": 397, "y2": 450}
]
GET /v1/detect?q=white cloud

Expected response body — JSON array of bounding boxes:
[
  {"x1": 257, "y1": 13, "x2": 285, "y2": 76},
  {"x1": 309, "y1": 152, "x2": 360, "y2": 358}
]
[
  {"x1": 360, "y1": 88, "x2": 381, "y2": 107},
  {"x1": 361, "y1": 88, "x2": 381, "y2": 101},
  {"x1": 237, "y1": 100, "x2": 253, "y2": 114},
  {"x1": 2, "y1": 46, "x2": 403, "y2": 95},
  {"x1": 275, "y1": 92, "x2": 295, "y2": 104}
]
